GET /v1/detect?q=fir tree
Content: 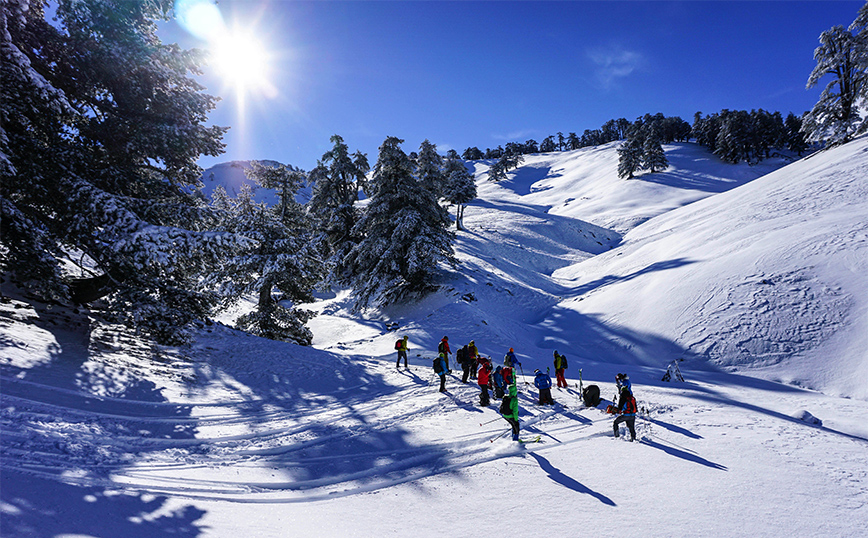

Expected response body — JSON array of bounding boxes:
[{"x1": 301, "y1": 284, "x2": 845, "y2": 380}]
[
  {"x1": 643, "y1": 125, "x2": 669, "y2": 173},
  {"x1": 443, "y1": 157, "x2": 477, "y2": 231},
  {"x1": 416, "y1": 140, "x2": 446, "y2": 198},
  {"x1": 617, "y1": 122, "x2": 645, "y2": 179},
  {"x1": 803, "y1": 24, "x2": 867, "y2": 145},
  {"x1": 211, "y1": 173, "x2": 321, "y2": 345},
  {"x1": 307, "y1": 135, "x2": 369, "y2": 284},
  {"x1": 343, "y1": 137, "x2": 456, "y2": 310},
  {"x1": 0, "y1": 0, "x2": 247, "y2": 344},
  {"x1": 785, "y1": 113, "x2": 810, "y2": 156}
]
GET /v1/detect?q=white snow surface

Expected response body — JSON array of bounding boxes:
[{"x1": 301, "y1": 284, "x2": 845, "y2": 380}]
[{"x1": 2, "y1": 140, "x2": 867, "y2": 537}]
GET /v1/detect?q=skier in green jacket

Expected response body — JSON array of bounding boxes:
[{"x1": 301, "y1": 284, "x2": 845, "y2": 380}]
[{"x1": 501, "y1": 382, "x2": 520, "y2": 441}]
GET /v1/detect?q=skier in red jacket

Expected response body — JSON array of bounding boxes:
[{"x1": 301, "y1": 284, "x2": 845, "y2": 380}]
[{"x1": 477, "y1": 357, "x2": 492, "y2": 406}]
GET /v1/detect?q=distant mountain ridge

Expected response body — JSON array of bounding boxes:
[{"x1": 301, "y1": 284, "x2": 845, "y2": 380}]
[{"x1": 200, "y1": 160, "x2": 312, "y2": 206}]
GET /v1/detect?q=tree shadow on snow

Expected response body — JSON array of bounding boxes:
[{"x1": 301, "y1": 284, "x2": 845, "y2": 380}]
[
  {"x1": 526, "y1": 452, "x2": 616, "y2": 506},
  {"x1": 0, "y1": 470, "x2": 205, "y2": 538},
  {"x1": 0, "y1": 299, "x2": 207, "y2": 536}
]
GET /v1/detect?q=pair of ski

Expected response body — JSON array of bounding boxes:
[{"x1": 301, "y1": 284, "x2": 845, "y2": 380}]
[{"x1": 487, "y1": 428, "x2": 542, "y2": 444}]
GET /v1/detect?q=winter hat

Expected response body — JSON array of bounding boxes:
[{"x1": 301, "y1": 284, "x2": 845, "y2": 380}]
[
  {"x1": 534, "y1": 369, "x2": 541, "y2": 374},
  {"x1": 509, "y1": 348, "x2": 514, "y2": 352}
]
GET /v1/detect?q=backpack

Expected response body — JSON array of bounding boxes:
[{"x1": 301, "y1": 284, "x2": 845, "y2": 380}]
[
  {"x1": 395, "y1": 339, "x2": 403, "y2": 350},
  {"x1": 624, "y1": 395, "x2": 638, "y2": 415},
  {"x1": 557, "y1": 354, "x2": 568, "y2": 369},
  {"x1": 582, "y1": 384, "x2": 601, "y2": 407},
  {"x1": 457, "y1": 347, "x2": 467, "y2": 364},
  {"x1": 433, "y1": 357, "x2": 444, "y2": 374},
  {"x1": 500, "y1": 394, "x2": 513, "y2": 415},
  {"x1": 438, "y1": 341, "x2": 446, "y2": 354}
]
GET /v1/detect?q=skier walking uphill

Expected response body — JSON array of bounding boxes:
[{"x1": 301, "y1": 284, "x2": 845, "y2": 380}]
[
  {"x1": 438, "y1": 336, "x2": 452, "y2": 372},
  {"x1": 500, "y1": 382, "x2": 520, "y2": 441},
  {"x1": 613, "y1": 385, "x2": 638, "y2": 441},
  {"x1": 553, "y1": 350, "x2": 568, "y2": 388},
  {"x1": 477, "y1": 357, "x2": 493, "y2": 406},
  {"x1": 396, "y1": 336, "x2": 409, "y2": 369},
  {"x1": 534, "y1": 369, "x2": 554, "y2": 405},
  {"x1": 433, "y1": 353, "x2": 448, "y2": 393}
]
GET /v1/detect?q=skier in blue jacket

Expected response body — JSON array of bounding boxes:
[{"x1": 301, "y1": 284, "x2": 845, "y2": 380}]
[{"x1": 533, "y1": 369, "x2": 554, "y2": 405}]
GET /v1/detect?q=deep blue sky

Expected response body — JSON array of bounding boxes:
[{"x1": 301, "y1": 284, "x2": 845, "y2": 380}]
[{"x1": 160, "y1": 1, "x2": 865, "y2": 171}]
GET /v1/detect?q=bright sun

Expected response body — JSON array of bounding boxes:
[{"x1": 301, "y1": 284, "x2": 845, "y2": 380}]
[{"x1": 210, "y1": 30, "x2": 273, "y2": 95}]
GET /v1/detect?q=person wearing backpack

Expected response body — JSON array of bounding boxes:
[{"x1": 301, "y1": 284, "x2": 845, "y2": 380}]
[
  {"x1": 504, "y1": 347, "x2": 521, "y2": 369},
  {"x1": 395, "y1": 336, "x2": 409, "y2": 369},
  {"x1": 501, "y1": 365, "x2": 514, "y2": 386},
  {"x1": 477, "y1": 357, "x2": 493, "y2": 406},
  {"x1": 433, "y1": 353, "x2": 448, "y2": 393},
  {"x1": 553, "y1": 350, "x2": 568, "y2": 388},
  {"x1": 500, "y1": 382, "x2": 520, "y2": 441},
  {"x1": 457, "y1": 345, "x2": 471, "y2": 383},
  {"x1": 492, "y1": 366, "x2": 506, "y2": 399},
  {"x1": 438, "y1": 336, "x2": 452, "y2": 372},
  {"x1": 613, "y1": 385, "x2": 637, "y2": 441}
]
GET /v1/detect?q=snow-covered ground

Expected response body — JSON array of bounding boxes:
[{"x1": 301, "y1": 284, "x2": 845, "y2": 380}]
[{"x1": 2, "y1": 140, "x2": 867, "y2": 537}]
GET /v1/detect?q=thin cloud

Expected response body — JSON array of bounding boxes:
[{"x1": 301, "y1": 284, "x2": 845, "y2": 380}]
[{"x1": 587, "y1": 45, "x2": 644, "y2": 88}]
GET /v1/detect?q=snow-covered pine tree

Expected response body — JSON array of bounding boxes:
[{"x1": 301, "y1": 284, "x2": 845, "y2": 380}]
[
  {"x1": 247, "y1": 161, "x2": 307, "y2": 224},
  {"x1": 210, "y1": 174, "x2": 321, "y2": 345},
  {"x1": 0, "y1": 0, "x2": 249, "y2": 344},
  {"x1": 617, "y1": 126, "x2": 644, "y2": 179},
  {"x1": 343, "y1": 137, "x2": 456, "y2": 310},
  {"x1": 416, "y1": 140, "x2": 446, "y2": 199},
  {"x1": 803, "y1": 24, "x2": 867, "y2": 145},
  {"x1": 714, "y1": 109, "x2": 752, "y2": 164},
  {"x1": 785, "y1": 113, "x2": 810, "y2": 156},
  {"x1": 487, "y1": 159, "x2": 507, "y2": 182},
  {"x1": 442, "y1": 156, "x2": 477, "y2": 230},
  {"x1": 307, "y1": 135, "x2": 369, "y2": 285},
  {"x1": 643, "y1": 124, "x2": 669, "y2": 173}
]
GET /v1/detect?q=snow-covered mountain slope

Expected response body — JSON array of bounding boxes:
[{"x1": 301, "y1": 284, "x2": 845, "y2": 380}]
[
  {"x1": 472, "y1": 142, "x2": 794, "y2": 233},
  {"x1": 553, "y1": 138, "x2": 868, "y2": 400},
  {"x1": 3, "y1": 139, "x2": 867, "y2": 537}
]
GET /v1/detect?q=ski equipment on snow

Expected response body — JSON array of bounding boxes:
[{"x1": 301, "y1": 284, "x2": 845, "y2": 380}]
[{"x1": 662, "y1": 359, "x2": 685, "y2": 382}]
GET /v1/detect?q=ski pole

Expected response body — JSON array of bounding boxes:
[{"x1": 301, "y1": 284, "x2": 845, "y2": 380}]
[
  {"x1": 489, "y1": 429, "x2": 511, "y2": 443},
  {"x1": 480, "y1": 417, "x2": 501, "y2": 426}
]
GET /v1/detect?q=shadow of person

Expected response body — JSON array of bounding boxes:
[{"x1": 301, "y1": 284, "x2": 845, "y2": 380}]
[{"x1": 526, "y1": 451, "x2": 616, "y2": 506}]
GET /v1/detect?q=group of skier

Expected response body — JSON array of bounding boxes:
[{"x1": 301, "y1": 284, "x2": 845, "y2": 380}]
[{"x1": 397, "y1": 336, "x2": 639, "y2": 442}]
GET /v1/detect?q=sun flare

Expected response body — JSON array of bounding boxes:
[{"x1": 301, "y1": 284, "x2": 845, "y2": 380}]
[{"x1": 210, "y1": 30, "x2": 273, "y2": 95}]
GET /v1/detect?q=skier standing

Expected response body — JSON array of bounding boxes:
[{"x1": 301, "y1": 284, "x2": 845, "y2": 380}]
[
  {"x1": 504, "y1": 347, "x2": 521, "y2": 369},
  {"x1": 438, "y1": 336, "x2": 452, "y2": 372},
  {"x1": 500, "y1": 382, "x2": 520, "y2": 441},
  {"x1": 477, "y1": 357, "x2": 493, "y2": 406},
  {"x1": 533, "y1": 369, "x2": 554, "y2": 405},
  {"x1": 492, "y1": 366, "x2": 506, "y2": 399},
  {"x1": 613, "y1": 385, "x2": 637, "y2": 441},
  {"x1": 468, "y1": 341, "x2": 479, "y2": 379},
  {"x1": 396, "y1": 336, "x2": 409, "y2": 369},
  {"x1": 501, "y1": 365, "x2": 514, "y2": 386},
  {"x1": 433, "y1": 353, "x2": 448, "y2": 393},
  {"x1": 458, "y1": 344, "x2": 471, "y2": 383},
  {"x1": 553, "y1": 350, "x2": 568, "y2": 388}
]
